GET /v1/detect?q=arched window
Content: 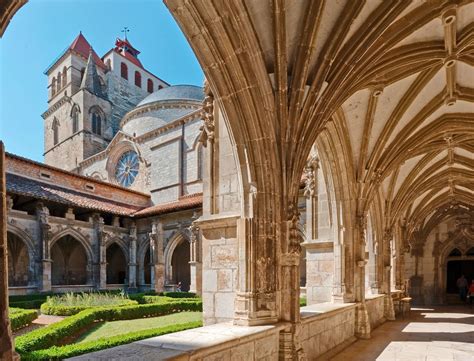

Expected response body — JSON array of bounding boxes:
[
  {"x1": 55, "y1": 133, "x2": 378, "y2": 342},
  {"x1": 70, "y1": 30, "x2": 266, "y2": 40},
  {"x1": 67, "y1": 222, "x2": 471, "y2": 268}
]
[
  {"x1": 62, "y1": 66, "x2": 67, "y2": 87},
  {"x1": 51, "y1": 77, "x2": 56, "y2": 96},
  {"x1": 147, "y1": 79, "x2": 153, "y2": 93},
  {"x1": 71, "y1": 106, "x2": 80, "y2": 134},
  {"x1": 197, "y1": 144, "x2": 204, "y2": 180},
  {"x1": 91, "y1": 111, "x2": 102, "y2": 136},
  {"x1": 80, "y1": 67, "x2": 85, "y2": 81},
  {"x1": 135, "y1": 71, "x2": 141, "y2": 88},
  {"x1": 57, "y1": 72, "x2": 62, "y2": 91},
  {"x1": 120, "y1": 62, "x2": 128, "y2": 80},
  {"x1": 52, "y1": 118, "x2": 59, "y2": 145}
]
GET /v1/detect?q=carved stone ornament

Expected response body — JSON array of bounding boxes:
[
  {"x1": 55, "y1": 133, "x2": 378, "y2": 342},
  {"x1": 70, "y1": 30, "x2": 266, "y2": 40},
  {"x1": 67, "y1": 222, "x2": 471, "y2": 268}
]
[
  {"x1": 303, "y1": 156, "x2": 319, "y2": 197},
  {"x1": 198, "y1": 79, "x2": 215, "y2": 147}
]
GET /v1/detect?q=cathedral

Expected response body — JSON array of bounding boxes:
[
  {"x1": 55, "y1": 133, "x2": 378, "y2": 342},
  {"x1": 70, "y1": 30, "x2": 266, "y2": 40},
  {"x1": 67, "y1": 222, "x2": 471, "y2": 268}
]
[{"x1": 6, "y1": 33, "x2": 204, "y2": 295}]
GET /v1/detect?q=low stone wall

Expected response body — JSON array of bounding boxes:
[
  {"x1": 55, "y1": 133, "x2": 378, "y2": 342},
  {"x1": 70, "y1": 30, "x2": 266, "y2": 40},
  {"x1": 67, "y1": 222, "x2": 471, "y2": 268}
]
[
  {"x1": 365, "y1": 294, "x2": 385, "y2": 329},
  {"x1": 300, "y1": 302, "x2": 357, "y2": 358},
  {"x1": 69, "y1": 322, "x2": 282, "y2": 361},
  {"x1": 8, "y1": 286, "x2": 38, "y2": 296},
  {"x1": 51, "y1": 285, "x2": 94, "y2": 293}
]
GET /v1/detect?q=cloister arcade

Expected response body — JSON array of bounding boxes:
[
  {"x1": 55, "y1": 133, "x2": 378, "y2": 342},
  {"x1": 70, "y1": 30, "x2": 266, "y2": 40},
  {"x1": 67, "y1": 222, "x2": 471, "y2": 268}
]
[{"x1": 0, "y1": 0, "x2": 473, "y2": 360}]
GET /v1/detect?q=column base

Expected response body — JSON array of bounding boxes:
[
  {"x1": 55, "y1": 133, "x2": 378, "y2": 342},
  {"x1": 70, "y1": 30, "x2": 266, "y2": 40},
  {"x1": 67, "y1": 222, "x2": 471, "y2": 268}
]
[
  {"x1": 384, "y1": 293, "x2": 396, "y2": 321},
  {"x1": 279, "y1": 324, "x2": 306, "y2": 361},
  {"x1": 233, "y1": 292, "x2": 278, "y2": 326},
  {"x1": 355, "y1": 302, "x2": 371, "y2": 339}
]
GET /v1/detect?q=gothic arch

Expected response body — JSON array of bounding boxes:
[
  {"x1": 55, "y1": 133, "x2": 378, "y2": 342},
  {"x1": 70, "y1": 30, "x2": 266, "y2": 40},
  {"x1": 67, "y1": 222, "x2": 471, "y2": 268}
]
[
  {"x1": 105, "y1": 236, "x2": 129, "y2": 262},
  {"x1": 164, "y1": 231, "x2": 189, "y2": 284},
  {"x1": 49, "y1": 228, "x2": 93, "y2": 263},
  {"x1": 106, "y1": 241, "x2": 128, "y2": 285},
  {"x1": 50, "y1": 233, "x2": 91, "y2": 285},
  {"x1": 6, "y1": 226, "x2": 36, "y2": 287}
]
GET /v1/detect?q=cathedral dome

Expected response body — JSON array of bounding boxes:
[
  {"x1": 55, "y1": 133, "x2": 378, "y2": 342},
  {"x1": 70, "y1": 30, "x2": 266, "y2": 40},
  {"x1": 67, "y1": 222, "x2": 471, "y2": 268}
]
[
  {"x1": 121, "y1": 85, "x2": 204, "y2": 137},
  {"x1": 137, "y1": 84, "x2": 204, "y2": 107}
]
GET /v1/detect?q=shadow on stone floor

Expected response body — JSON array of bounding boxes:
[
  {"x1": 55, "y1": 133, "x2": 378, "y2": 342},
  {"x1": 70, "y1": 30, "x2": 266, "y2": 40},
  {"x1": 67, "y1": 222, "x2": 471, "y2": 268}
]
[{"x1": 330, "y1": 306, "x2": 474, "y2": 361}]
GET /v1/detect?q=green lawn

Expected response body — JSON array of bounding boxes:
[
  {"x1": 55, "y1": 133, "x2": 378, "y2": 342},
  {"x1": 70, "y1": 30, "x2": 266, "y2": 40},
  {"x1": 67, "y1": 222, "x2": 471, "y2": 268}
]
[{"x1": 76, "y1": 312, "x2": 202, "y2": 343}]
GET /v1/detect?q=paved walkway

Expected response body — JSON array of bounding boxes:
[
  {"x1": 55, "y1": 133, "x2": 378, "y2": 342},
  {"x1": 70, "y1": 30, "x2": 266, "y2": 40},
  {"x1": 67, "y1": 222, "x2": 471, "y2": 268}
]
[
  {"x1": 331, "y1": 306, "x2": 474, "y2": 361},
  {"x1": 13, "y1": 314, "x2": 65, "y2": 337}
]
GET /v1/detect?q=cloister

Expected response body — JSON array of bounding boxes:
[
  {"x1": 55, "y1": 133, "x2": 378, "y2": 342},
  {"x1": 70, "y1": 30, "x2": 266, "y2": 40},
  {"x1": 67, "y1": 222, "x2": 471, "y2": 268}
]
[{"x1": 1, "y1": 0, "x2": 474, "y2": 360}]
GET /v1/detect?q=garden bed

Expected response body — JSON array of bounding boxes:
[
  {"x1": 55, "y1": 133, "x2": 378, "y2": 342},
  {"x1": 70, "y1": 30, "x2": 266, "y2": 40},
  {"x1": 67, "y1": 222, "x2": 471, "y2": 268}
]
[{"x1": 15, "y1": 298, "x2": 203, "y2": 360}]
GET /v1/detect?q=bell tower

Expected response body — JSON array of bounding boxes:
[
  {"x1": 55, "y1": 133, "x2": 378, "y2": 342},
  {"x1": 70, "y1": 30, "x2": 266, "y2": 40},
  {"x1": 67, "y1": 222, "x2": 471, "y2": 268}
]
[{"x1": 42, "y1": 33, "x2": 112, "y2": 171}]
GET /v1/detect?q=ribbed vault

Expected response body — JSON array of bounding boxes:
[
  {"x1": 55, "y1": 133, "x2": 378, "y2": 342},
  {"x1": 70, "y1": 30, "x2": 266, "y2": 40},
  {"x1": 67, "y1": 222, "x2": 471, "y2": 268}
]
[{"x1": 166, "y1": 0, "x2": 474, "y2": 331}]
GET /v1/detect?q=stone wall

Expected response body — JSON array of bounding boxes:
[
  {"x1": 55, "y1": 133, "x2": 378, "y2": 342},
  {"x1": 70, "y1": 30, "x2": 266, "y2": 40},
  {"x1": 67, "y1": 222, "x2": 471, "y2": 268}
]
[
  {"x1": 305, "y1": 244, "x2": 334, "y2": 304},
  {"x1": 200, "y1": 216, "x2": 239, "y2": 325},
  {"x1": 300, "y1": 303, "x2": 356, "y2": 358},
  {"x1": 365, "y1": 294, "x2": 385, "y2": 329}
]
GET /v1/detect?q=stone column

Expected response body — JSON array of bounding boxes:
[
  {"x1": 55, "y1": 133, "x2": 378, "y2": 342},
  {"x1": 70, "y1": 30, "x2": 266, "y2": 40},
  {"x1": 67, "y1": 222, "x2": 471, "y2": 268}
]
[
  {"x1": 0, "y1": 142, "x2": 19, "y2": 361},
  {"x1": 36, "y1": 202, "x2": 52, "y2": 293},
  {"x1": 149, "y1": 220, "x2": 165, "y2": 293},
  {"x1": 382, "y1": 228, "x2": 395, "y2": 321},
  {"x1": 93, "y1": 214, "x2": 106, "y2": 290},
  {"x1": 188, "y1": 221, "x2": 202, "y2": 295},
  {"x1": 354, "y1": 214, "x2": 371, "y2": 339},
  {"x1": 128, "y1": 223, "x2": 137, "y2": 291}
]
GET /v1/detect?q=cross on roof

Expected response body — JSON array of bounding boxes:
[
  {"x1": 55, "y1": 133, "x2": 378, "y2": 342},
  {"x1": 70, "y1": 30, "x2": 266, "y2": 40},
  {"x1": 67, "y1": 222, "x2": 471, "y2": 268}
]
[{"x1": 121, "y1": 27, "x2": 130, "y2": 40}]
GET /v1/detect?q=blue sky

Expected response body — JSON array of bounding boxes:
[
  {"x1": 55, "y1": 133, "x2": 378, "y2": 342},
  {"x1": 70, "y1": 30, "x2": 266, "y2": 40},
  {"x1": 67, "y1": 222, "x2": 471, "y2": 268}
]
[{"x1": 0, "y1": 0, "x2": 204, "y2": 161}]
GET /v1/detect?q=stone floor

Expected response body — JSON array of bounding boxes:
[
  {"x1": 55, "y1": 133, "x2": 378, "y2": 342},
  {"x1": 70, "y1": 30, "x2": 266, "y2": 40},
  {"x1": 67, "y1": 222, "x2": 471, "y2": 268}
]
[{"x1": 331, "y1": 306, "x2": 474, "y2": 361}]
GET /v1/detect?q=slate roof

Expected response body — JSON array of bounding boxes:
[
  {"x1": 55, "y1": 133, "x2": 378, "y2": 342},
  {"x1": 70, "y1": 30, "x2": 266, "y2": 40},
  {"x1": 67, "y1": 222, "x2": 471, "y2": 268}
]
[
  {"x1": 80, "y1": 52, "x2": 105, "y2": 98},
  {"x1": 133, "y1": 193, "x2": 203, "y2": 217},
  {"x1": 137, "y1": 85, "x2": 204, "y2": 107},
  {"x1": 7, "y1": 173, "x2": 142, "y2": 216}
]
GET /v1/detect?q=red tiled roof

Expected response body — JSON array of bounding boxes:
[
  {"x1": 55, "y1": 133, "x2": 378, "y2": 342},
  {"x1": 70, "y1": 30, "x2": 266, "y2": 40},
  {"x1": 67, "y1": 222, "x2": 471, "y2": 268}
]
[
  {"x1": 133, "y1": 193, "x2": 203, "y2": 217},
  {"x1": 69, "y1": 33, "x2": 107, "y2": 70},
  {"x1": 7, "y1": 173, "x2": 142, "y2": 216},
  {"x1": 114, "y1": 48, "x2": 143, "y2": 68}
]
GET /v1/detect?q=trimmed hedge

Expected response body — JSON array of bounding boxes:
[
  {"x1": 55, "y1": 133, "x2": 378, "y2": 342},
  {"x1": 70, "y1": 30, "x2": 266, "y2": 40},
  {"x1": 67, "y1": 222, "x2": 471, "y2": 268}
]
[
  {"x1": 20, "y1": 320, "x2": 202, "y2": 361},
  {"x1": 9, "y1": 308, "x2": 38, "y2": 331},
  {"x1": 16, "y1": 299, "x2": 203, "y2": 354},
  {"x1": 9, "y1": 299, "x2": 45, "y2": 309},
  {"x1": 41, "y1": 299, "x2": 139, "y2": 316},
  {"x1": 161, "y1": 291, "x2": 196, "y2": 298}
]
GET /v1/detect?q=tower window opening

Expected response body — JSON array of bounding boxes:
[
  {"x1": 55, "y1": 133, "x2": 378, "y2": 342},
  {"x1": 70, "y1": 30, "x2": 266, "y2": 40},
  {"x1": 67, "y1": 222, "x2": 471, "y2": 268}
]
[
  {"x1": 147, "y1": 79, "x2": 153, "y2": 93},
  {"x1": 121, "y1": 62, "x2": 128, "y2": 80},
  {"x1": 135, "y1": 71, "x2": 141, "y2": 88},
  {"x1": 91, "y1": 111, "x2": 102, "y2": 136}
]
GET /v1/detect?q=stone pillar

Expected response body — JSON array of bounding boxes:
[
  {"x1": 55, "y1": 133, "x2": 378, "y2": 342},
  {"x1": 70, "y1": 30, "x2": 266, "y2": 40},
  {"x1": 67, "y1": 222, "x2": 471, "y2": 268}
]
[
  {"x1": 382, "y1": 228, "x2": 395, "y2": 321},
  {"x1": 149, "y1": 220, "x2": 165, "y2": 293},
  {"x1": 128, "y1": 222, "x2": 137, "y2": 291},
  {"x1": 36, "y1": 203, "x2": 52, "y2": 293},
  {"x1": 354, "y1": 214, "x2": 371, "y2": 339},
  {"x1": 0, "y1": 142, "x2": 20, "y2": 361},
  {"x1": 279, "y1": 204, "x2": 306, "y2": 360},
  {"x1": 188, "y1": 221, "x2": 202, "y2": 295},
  {"x1": 93, "y1": 214, "x2": 106, "y2": 290}
]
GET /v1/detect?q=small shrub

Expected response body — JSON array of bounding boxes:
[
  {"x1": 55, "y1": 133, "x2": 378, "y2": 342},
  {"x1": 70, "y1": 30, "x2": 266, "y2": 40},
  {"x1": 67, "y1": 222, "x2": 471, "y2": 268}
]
[
  {"x1": 160, "y1": 291, "x2": 197, "y2": 298},
  {"x1": 41, "y1": 292, "x2": 138, "y2": 315},
  {"x1": 300, "y1": 297, "x2": 307, "y2": 307},
  {"x1": 9, "y1": 299, "x2": 45, "y2": 309},
  {"x1": 9, "y1": 308, "x2": 38, "y2": 331}
]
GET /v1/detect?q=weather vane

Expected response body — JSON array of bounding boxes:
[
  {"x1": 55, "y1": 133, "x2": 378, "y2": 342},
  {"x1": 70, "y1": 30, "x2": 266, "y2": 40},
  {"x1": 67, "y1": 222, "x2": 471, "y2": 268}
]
[{"x1": 121, "y1": 27, "x2": 130, "y2": 40}]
